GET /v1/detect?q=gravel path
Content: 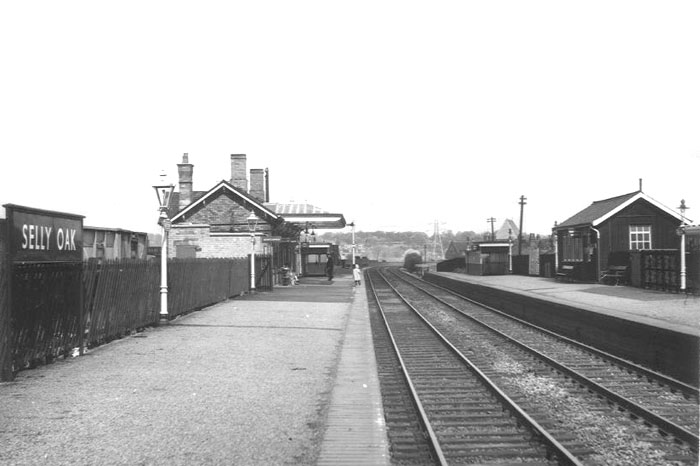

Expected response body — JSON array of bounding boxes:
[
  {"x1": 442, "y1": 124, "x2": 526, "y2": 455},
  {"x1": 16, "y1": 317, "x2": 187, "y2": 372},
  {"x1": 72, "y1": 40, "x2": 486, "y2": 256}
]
[{"x1": 0, "y1": 295, "x2": 350, "y2": 465}]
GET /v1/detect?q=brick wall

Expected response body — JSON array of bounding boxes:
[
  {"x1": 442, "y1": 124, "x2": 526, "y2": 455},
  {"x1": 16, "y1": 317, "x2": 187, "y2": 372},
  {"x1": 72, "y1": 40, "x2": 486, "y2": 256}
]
[
  {"x1": 168, "y1": 225, "x2": 264, "y2": 258},
  {"x1": 185, "y1": 194, "x2": 271, "y2": 235}
]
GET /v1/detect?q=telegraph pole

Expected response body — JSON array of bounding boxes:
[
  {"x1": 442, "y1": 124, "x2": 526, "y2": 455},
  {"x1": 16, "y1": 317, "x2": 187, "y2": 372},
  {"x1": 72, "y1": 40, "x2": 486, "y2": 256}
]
[
  {"x1": 518, "y1": 195, "x2": 527, "y2": 255},
  {"x1": 487, "y1": 217, "x2": 496, "y2": 241}
]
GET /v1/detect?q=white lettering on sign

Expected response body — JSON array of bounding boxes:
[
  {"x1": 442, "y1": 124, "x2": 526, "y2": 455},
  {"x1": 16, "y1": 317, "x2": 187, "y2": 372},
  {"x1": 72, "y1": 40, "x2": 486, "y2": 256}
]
[
  {"x1": 55, "y1": 228, "x2": 77, "y2": 251},
  {"x1": 21, "y1": 224, "x2": 54, "y2": 250}
]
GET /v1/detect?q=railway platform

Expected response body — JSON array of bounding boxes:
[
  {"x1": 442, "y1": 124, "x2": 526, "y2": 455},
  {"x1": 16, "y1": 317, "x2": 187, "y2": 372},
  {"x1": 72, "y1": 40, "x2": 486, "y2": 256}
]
[
  {"x1": 431, "y1": 272, "x2": 699, "y2": 336},
  {"x1": 0, "y1": 274, "x2": 389, "y2": 466}
]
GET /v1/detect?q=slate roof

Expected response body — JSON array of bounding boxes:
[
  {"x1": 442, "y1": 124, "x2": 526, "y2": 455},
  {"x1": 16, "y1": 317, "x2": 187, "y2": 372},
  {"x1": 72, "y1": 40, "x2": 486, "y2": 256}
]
[
  {"x1": 167, "y1": 191, "x2": 206, "y2": 219},
  {"x1": 169, "y1": 180, "x2": 279, "y2": 224},
  {"x1": 558, "y1": 191, "x2": 640, "y2": 228},
  {"x1": 264, "y1": 202, "x2": 346, "y2": 229},
  {"x1": 168, "y1": 189, "x2": 345, "y2": 229},
  {"x1": 265, "y1": 203, "x2": 329, "y2": 215},
  {"x1": 557, "y1": 191, "x2": 686, "y2": 228}
]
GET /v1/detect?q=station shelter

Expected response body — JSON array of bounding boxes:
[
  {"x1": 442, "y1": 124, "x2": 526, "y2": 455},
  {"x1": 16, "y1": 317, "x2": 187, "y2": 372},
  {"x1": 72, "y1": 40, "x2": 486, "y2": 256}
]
[
  {"x1": 266, "y1": 203, "x2": 345, "y2": 276},
  {"x1": 464, "y1": 241, "x2": 512, "y2": 276},
  {"x1": 553, "y1": 189, "x2": 688, "y2": 283}
]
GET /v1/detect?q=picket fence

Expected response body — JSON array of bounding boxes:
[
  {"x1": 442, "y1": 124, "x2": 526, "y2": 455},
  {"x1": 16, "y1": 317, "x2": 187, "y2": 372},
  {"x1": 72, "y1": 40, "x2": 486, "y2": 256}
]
[{"x1": 4, "y1": 257, "x2": 250, "y2": 374}]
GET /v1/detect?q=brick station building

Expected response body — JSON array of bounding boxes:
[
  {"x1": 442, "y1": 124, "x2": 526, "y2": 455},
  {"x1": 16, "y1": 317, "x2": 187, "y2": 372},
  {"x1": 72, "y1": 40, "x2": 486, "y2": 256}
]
[{"x1": 166, "y1": 154, "x2": 345, "y2": 277}]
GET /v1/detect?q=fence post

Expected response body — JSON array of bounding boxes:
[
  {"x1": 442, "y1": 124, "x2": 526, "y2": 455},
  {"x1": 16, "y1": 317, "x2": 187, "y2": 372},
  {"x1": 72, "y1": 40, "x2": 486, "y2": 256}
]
[{"x1": 0, "y1": 222, "x2": 12, "y2": 381}]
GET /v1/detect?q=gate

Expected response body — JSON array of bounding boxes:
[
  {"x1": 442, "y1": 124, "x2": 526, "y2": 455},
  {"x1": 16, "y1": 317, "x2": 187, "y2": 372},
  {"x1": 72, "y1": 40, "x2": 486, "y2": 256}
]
[{"x1": 254, "y1": 254, "x2": 273, "y2": 291}]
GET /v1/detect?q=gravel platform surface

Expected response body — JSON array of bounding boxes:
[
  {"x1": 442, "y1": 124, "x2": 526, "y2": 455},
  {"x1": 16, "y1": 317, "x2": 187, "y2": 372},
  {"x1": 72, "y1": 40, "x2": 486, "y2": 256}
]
[
  {"x1": 0, "y1": 279, "x2": 354, "y2": 465},
  {"x1": 436, "y1": 272, "x2": 700, "y2": 334}
]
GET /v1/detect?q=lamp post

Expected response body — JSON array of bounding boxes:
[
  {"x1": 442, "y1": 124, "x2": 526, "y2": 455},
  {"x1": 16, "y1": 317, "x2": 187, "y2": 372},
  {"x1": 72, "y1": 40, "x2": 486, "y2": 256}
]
[
  {"x1": 678, "y1": 200, "x2": 689, "y2": 292},
  {"x1": 153, "y1": 171, "x2": 175, "y2": 323},
  {"x1": 247, "y1": 211, "x2": 258, "y2": 292},
  {"x1": 508, "y1": 228, "x2": 513, "y2": 273},
  {"x1": 349, "y1": 222, "x2": 356, "y2": 266}
]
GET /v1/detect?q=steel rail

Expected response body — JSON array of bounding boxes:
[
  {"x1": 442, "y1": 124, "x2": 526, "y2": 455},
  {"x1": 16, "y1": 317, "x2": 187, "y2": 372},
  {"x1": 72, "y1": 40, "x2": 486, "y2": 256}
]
[
  {"x1": 389, "y1": 268, "x2": 700, "y2": 450},
  {"x1": 366, "y1": 271, "x2": 448, "y2": 466},
  {"x1": 395, "y1": 268, "x2": 699, "y2": 397},
  {"x1": 373, "y1": 268, "x2": 584, "y2": 466}
]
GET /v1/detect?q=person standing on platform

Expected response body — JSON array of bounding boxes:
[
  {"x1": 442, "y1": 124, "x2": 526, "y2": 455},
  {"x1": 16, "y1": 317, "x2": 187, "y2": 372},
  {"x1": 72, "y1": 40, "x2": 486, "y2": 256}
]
[
  {"x1": 352, "y1": 263, "x2": 362, "y2": 287},
  {"x1": 325, "y1": 254, "x2": 334, "y2": 281}
]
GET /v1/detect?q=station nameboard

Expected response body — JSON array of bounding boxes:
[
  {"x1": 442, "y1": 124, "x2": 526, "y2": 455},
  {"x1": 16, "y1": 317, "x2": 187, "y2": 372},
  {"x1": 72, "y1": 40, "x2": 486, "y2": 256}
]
[{"x1": 4, "y1": 204, "x2": 84, "y2": 262}]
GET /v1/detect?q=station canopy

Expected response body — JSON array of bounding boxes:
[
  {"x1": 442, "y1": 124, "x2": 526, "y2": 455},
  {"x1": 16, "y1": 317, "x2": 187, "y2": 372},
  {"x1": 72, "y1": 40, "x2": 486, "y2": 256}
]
[{"x1": 265, "y1": 202, "x2": 346, "y2": 230}]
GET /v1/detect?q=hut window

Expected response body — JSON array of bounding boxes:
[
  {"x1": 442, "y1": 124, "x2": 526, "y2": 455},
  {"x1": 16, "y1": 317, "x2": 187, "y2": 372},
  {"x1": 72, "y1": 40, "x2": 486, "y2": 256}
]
[
  {"x1": 562, "y1": 235, "x2": 583, "y2": 262},
  {"x1": 83, "y1": 230, "x2": 95, "y2": 247},
  {"x1": 629, "y1": 225, "x2": 651, "y2": 250}
]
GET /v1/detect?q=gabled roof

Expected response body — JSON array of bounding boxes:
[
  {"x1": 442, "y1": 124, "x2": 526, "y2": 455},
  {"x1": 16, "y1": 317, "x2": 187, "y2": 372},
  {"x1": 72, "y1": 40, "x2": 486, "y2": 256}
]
[
  {"x1": 495, "y1": 219, "x2": 519, "y2": 240},
  {"x1": 447, "y1": 241, "x2": 471, "y2": 251},
  {"x1": 171, "y1": 180, "x2": 279, "y2": 223},
  {"x1": 557, "y1": 191, "x2": 686, "y2": 228},
  {"x1": 266, "y1": 202, "x2": 346, "y2": 229}
]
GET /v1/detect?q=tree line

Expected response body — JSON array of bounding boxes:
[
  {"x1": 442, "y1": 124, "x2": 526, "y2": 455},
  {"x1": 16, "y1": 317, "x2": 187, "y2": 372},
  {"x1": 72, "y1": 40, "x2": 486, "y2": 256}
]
[{"x1": 318, "y1": 229, "x2": 555, "y2": 262}]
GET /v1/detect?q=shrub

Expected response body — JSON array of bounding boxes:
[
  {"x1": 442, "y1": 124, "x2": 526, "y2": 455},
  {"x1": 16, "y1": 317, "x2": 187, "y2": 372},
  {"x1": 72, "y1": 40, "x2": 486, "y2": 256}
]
[{"x1": 403, "y1": 249, "x2": 422, "y2": 272}]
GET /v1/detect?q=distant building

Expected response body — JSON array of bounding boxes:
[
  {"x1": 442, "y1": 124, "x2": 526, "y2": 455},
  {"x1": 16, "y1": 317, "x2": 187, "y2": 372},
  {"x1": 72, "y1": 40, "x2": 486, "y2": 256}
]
[
  {"x1": 495, "y1": 219, "x2": 519, "y2": 241},
  {"x1": 444, "y1": 241, "x2": 471, "y2": 260},
  {"x1": 83, "y1": 226, "x2": 148, "y2": 260},
  {"x1": 167, "y1": 154, "x2": 345, "y2": 278}
]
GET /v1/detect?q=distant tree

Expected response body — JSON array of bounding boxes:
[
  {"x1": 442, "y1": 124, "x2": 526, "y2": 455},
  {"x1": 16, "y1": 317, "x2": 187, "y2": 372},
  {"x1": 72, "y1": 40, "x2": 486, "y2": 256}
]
[{"x1": 403, "y1": 249, "x2": 422, "y2": 272}]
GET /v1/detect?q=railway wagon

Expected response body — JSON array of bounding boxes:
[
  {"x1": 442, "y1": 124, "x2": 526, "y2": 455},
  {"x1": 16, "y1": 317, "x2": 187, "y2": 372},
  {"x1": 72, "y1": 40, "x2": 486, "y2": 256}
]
[{"x1": 83, "y1": 226, "x2": 149, "y2": 261}]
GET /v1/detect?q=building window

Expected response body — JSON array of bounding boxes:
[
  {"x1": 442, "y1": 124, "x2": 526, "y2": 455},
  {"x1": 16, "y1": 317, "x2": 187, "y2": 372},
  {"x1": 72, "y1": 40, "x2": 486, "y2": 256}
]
[
  {"x1": 562, "y1": 234, "x2": 583, "y2": 262},
  {"x1": 629, "y1": 225, "x2": 651, "y2": 250}
]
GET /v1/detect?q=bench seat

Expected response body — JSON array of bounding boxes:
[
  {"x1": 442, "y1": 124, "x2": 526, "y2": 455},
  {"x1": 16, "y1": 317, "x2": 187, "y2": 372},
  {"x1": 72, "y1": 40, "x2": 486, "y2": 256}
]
[
  {"x1": 556, "y1": 265, "x2": 575, "y2": 282},
  {"x1": 601, "y1": 265, "x2": 628, "y2": 286}
]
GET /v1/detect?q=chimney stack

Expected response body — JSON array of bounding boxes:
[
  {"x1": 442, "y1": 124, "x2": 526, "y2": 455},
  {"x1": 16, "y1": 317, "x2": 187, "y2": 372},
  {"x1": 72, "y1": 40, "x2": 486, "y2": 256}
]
[
  {"x1": 177, "y1": 153, "x2": 193, "y2": 209},
  {"x1": 249, "y1": 168, "x2": 266, "y2": 201},
  {"x1": 230, "y1": 154, "x2": 247, "y2": 191}
]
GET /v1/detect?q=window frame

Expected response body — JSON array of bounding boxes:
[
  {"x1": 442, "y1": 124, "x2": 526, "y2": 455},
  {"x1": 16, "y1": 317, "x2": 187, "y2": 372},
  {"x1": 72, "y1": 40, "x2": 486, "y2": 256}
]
[{"x1": 629, "y1": 225, "x2": 652, "y2": 250}]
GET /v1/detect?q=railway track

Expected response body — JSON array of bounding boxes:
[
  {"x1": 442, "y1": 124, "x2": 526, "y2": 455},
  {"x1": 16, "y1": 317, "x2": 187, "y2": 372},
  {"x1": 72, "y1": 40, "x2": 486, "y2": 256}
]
[
  {"x1": 367, "y1": 269, "x2": 585, "y2": 465},
  {"x1": 367, "y1": 266, "x2": 699, "y2": 465}
]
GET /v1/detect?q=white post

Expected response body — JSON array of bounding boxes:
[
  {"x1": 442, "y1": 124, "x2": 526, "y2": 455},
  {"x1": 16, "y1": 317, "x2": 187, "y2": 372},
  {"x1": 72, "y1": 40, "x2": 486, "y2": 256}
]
[
  {"x1": 680, "y1": 229, "x2": 686, "y2": 291},
  {"x1": 508, "y1": 241, "x2": 513, "y2": 273},
  {"x1": 159, "y1": 217, "x2": 170, "y2": 322},
  {"x1": 553, "y1": 230, "x2": 558, "y2": 274},
  {"x1": 250, "y1": 234, "x2": 256, "y2": 292},
  {"x1": 351, "y1": 222, "x2": 356, "y2": 267},
  {"x1": 678, "y1": 200, "x2": 688, "y2": 292}
]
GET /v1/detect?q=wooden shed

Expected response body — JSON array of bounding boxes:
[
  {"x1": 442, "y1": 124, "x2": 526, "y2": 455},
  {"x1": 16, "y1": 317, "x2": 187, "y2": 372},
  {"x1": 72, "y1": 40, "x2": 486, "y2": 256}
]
[{"x1": 554, "y1": 190, "x2": 687, "y2": 283}]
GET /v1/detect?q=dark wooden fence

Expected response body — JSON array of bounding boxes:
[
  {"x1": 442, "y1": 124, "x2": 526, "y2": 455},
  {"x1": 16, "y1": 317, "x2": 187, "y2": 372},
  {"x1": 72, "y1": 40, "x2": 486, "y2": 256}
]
[
  {"x1": 168, "y1": 258, "x2": 249, "y2": 316},
  {"x1": 511, "y1": 255, "x2": 529, "y2": 275},
  {"x1": 83, "y1": 259, "x2": 159, "y2": 346},
  {"x1": 5, "y1": 257, "x2": 251, "y2": 376},
  {"x1": 0, "y1": 231, "x2": 10, "y2": 380},
  {"x1": 12, "y1": 262, "x2": 84, "y2": 370},
  {"x1": 436, "y1": 257, "x2": 465, "y2": 272},
  {"x1": 629, "y1": 250, "x2": 699, "y2": 292}
]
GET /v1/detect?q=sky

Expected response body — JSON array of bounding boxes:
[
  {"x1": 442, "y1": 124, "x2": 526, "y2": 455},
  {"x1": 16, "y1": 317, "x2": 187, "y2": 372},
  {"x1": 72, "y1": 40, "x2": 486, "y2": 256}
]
[{"x1": 1, "y1": 1, "x2": 698, "y2": 237}]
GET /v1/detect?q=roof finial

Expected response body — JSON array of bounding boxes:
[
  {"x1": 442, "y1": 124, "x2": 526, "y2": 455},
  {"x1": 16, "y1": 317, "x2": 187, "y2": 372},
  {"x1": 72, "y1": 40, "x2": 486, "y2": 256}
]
[{"x1": 639, "y1": 178, "x2": 643, "y2": 192}]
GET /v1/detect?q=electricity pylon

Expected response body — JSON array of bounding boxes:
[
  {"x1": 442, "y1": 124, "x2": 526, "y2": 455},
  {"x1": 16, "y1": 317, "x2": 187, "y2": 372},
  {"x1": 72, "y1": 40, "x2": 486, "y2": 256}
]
[{"x1": 431, "y1": 219, "x2": 445, "y2": 261}]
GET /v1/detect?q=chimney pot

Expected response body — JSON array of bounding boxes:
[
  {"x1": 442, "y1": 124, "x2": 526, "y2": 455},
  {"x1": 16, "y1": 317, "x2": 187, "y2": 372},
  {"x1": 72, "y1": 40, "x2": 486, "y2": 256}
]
[
  {"x1": 178, "y1": 153, "x2": 194, "y2": 209},
  {"x1": 230, "y1": 154, "x2": 247, "y2": 191},
  {"x1": 249, "y1": 168, "x2": 266, "y2": 201}
]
